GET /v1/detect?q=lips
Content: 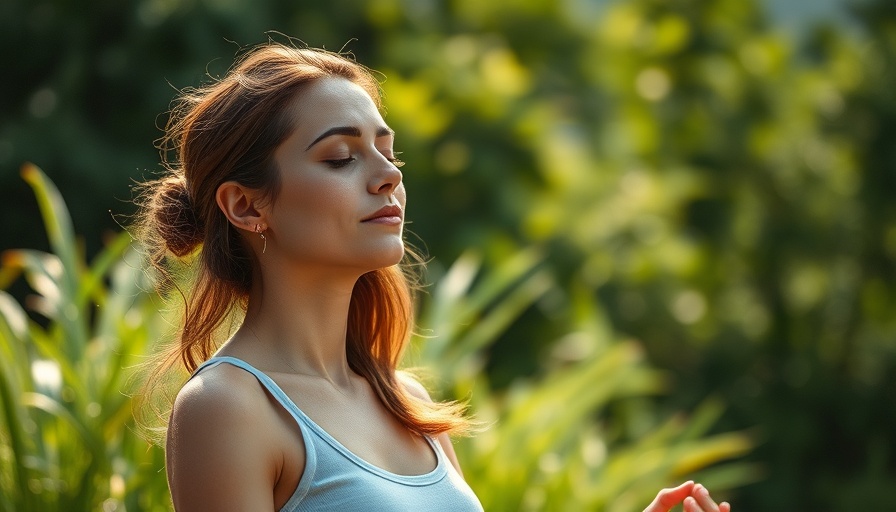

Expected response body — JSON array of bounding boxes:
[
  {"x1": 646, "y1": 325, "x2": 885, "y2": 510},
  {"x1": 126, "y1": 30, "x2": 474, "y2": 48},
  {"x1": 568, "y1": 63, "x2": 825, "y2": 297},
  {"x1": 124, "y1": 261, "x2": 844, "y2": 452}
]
[{"x1": 362, "y1": 204, "x2": 403, "y2": 223}]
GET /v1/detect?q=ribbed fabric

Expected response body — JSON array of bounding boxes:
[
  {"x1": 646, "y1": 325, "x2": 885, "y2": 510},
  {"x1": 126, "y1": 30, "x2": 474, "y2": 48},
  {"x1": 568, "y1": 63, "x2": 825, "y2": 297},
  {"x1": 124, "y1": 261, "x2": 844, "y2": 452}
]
[{"x1": 191, "y1": 356, "x2": 483, "y2": 512}]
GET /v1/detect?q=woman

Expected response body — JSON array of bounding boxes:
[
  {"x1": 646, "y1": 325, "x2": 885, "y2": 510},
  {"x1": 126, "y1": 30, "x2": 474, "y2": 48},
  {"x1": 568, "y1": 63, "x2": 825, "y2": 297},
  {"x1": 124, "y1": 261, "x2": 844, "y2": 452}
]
[{"x1": 138, "y1": 42, "x2": 731, "y2": 512}]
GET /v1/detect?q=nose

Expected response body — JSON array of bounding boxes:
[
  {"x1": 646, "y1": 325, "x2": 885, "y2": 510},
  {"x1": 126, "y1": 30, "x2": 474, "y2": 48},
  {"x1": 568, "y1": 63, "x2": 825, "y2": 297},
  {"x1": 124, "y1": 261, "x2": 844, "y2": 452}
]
[{"x1": 368, "y1": 156, "x2": 403, "y2": 195}]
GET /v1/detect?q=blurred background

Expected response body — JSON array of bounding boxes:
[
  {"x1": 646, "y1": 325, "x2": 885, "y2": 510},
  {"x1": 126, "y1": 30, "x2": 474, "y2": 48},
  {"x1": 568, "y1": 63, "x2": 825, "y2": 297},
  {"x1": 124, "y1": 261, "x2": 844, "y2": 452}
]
[{"x1": 1, "y1": 0, "x2": 894, "y2": 510}]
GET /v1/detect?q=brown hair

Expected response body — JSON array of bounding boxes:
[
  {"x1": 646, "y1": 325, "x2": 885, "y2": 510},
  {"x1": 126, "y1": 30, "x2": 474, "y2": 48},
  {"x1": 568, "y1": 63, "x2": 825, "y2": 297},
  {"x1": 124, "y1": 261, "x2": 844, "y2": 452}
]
[{"x1": 135, "y1": 42, "x2": 469, "y2": 439}]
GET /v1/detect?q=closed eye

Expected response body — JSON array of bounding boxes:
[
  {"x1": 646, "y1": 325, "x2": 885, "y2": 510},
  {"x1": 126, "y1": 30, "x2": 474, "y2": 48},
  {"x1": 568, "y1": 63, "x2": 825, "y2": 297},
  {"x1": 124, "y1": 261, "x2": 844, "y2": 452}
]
[{"x1": 324, "y1": 157, "x2": 355, "y2": 168}]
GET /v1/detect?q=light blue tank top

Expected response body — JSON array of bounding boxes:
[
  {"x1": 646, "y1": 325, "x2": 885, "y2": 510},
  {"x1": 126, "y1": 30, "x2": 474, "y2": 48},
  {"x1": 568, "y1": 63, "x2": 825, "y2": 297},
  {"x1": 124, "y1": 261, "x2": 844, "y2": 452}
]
[{"x1": 191, "y1": 356, "x2": 483, "y2": 512}]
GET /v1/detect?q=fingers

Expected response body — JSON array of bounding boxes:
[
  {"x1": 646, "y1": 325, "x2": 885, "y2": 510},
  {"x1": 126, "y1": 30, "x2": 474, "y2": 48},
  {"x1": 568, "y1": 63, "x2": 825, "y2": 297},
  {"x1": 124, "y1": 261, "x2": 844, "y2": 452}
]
[
  {"x1": 643, "y1": 481, "x2": 694, "y2": 512},
  {"x1": 691, "y1": 483, "x2": 723, "y2": 512},
  {"x1": 691, "y1": 484, "x2": 720, "y2": 512},
  {"x1": 644, "y1": 481, "x2": 731, "y2": 512}
]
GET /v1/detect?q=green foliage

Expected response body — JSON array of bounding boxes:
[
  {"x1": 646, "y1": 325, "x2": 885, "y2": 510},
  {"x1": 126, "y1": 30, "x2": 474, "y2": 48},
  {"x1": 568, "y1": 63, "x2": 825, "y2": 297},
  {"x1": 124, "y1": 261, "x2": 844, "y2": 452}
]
[
  {"x1": 409, "y1": 251, "x2": 756, "y2": 511},
  {"x1": 0, "y1": 164, "x2": 169, "y2": 512},
  {"x1": 376, "y1": 1, "x2": 896, "y2": 509}
]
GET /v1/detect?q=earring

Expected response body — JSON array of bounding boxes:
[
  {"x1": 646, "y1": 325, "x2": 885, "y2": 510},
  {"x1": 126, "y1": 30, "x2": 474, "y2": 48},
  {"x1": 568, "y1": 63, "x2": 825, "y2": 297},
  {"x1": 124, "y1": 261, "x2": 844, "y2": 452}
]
[{"x1": 254, "y1": 224, "x2": 267, "y2": 254}]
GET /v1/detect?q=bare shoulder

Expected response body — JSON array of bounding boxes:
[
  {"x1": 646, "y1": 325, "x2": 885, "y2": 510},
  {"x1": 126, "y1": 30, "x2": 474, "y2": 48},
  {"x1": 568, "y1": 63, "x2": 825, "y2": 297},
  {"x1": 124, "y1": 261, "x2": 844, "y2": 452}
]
[
  {"x1": 172, "y1": 363, "x2": 267, "y2": 417},
  {"x1": 166, "y1": 364, "x2": 284, "y2": 511},
  {"x1": 396, "y1": 370, "x2": 433, "y2": 401}
]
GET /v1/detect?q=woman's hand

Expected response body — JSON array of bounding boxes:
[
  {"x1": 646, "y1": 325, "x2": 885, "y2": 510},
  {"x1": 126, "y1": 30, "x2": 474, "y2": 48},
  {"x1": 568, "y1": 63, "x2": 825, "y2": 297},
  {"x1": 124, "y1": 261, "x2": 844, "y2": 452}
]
[{"x1": 644, "y1": 481, "x2": 731, "y2": 512}]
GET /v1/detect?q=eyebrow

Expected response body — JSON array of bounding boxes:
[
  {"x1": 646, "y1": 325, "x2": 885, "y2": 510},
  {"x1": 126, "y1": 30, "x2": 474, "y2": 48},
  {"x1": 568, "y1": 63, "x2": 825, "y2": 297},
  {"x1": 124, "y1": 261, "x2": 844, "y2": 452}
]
[{"x1": 305, "y1": 125, "x2": 394, "y2": 151}]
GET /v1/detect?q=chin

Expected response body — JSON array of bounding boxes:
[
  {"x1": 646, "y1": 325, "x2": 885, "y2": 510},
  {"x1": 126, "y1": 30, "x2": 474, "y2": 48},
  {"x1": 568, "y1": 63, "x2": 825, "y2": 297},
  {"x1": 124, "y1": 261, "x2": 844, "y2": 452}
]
[
  {"x1": 383, "y1": 245, "x2": 407, "y2": 267},
  {"x1": 364, "y1": 240, "x2": 404, "y2": 270},
  {"x1": 371, "y1": 241, "x2": 406, "y2": 269}
]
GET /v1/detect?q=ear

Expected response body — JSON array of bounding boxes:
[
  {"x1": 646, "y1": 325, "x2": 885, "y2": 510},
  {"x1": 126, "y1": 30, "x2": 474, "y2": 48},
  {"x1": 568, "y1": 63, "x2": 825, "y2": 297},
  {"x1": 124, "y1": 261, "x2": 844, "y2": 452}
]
[{"x1": 215, "y1": 181, "x2": 266, "y2": 233}]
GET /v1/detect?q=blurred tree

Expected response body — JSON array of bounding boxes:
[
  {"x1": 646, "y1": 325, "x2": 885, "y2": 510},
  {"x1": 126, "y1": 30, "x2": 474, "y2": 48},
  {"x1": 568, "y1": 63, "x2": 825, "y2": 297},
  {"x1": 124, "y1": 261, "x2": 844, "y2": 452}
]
[{"x1": 369, "y1": 0, "x2": 896, "y2": 508}]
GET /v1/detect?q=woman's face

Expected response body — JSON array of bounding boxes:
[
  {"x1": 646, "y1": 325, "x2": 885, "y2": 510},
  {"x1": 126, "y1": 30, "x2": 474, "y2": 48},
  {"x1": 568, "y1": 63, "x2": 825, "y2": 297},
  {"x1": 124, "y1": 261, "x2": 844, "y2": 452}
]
[{"x1": 265, "y1": 77, "x2": 406, "y2": 274}]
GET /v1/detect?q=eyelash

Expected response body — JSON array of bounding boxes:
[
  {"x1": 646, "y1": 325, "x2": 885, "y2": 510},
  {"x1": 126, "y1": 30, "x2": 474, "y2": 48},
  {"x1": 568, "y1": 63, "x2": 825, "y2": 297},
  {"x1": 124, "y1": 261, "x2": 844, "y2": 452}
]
[
  {"x1": 325, "y1": 158, "x2": 355, "y2": 169},
  {"x1": 323, "y1": 155, "x2": 406, "y2": 168},
  {"x1": 389, "y1": 150, "x2": 405, "y2": 168}
]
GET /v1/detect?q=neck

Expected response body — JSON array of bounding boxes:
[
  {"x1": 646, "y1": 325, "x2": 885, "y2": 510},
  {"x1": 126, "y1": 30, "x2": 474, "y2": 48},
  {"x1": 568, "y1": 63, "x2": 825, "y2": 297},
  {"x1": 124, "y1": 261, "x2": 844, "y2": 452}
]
[{"x1": 230, "y1": 263, "x2": 363, "y2": 388}]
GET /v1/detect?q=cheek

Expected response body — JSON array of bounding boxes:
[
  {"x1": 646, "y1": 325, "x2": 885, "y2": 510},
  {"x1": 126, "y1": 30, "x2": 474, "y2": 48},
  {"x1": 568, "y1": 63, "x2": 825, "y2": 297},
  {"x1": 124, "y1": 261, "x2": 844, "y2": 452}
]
[
  {"x1": 273, "y1": 175, "x2": 356, "y2": 236},
  {"x1": 280, "y1": 173, "x2": 353, "y2": 212}
]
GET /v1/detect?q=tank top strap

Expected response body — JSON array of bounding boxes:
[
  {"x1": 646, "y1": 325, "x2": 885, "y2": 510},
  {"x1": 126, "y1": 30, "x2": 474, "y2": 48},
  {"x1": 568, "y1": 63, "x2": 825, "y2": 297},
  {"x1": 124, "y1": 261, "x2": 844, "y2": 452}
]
[
  {"x1": 191, "y1": 355, "x2": 317, "y2": 508},
  {"x1": 189, "y1": 356, "x2": 482, "y2": 511}
]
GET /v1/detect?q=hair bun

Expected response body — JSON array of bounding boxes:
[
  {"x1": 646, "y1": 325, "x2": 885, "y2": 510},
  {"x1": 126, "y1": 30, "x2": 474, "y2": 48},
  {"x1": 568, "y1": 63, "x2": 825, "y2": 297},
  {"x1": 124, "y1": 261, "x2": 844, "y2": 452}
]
[{"x1": 152, "y1": 176, "x2": 204, "y2": 257}]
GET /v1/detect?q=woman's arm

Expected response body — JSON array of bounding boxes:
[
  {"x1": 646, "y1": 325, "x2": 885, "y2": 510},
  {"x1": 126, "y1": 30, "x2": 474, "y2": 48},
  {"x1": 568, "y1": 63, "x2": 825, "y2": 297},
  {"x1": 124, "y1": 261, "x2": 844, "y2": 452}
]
[{"x1": 166, "y1": 367, "x2": 299, "y2": 511}]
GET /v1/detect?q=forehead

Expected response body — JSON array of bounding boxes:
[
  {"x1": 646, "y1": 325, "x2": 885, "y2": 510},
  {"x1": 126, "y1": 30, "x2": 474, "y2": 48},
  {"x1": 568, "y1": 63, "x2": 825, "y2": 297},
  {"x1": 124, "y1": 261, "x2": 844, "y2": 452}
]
[{"x1": 286, "y1": 77, "x2": 385, "y2": 140}]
